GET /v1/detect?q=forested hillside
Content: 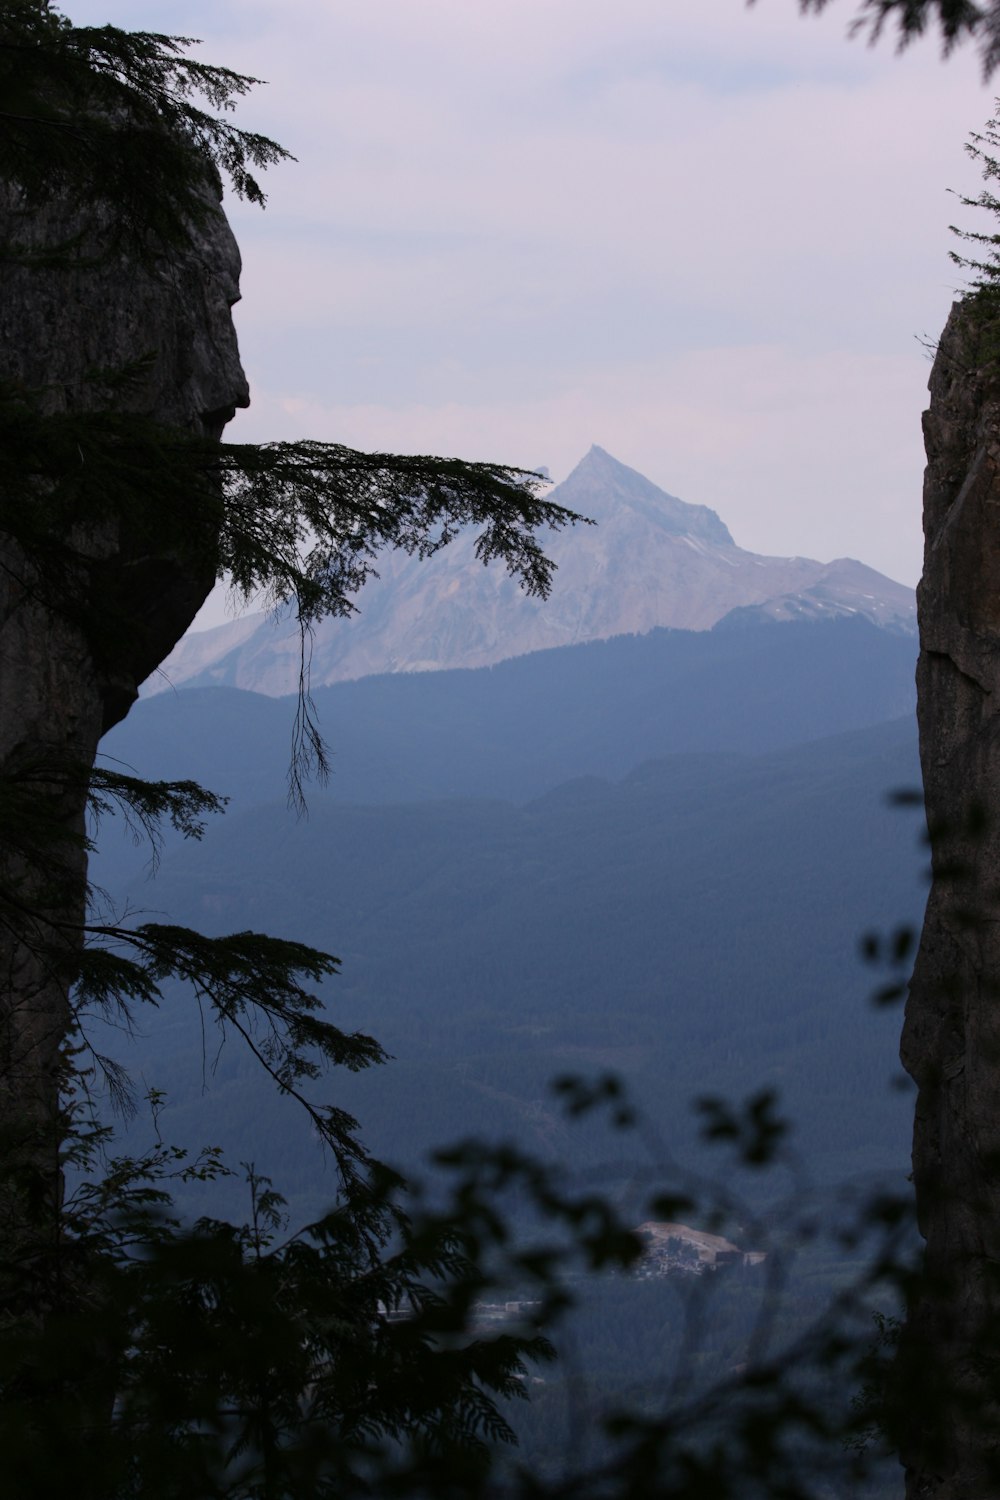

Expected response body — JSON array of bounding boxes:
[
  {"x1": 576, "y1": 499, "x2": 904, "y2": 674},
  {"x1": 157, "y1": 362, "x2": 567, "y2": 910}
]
[
  {"x1": 95, "y1": 628, "x2": 923, "y2": 1221},
  {"x1": 103, "y1": 614, "x2": 915, "y2": 820},
  {"x1": 94, "y1": 645, "x2": 923, "y2": 1495}
]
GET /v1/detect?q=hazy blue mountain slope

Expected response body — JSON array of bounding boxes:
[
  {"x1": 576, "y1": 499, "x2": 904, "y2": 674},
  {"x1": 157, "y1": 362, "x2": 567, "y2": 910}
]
[
  {"x1": 99, "y1": 715, "x2": 924, "y2": 1222},
  {"x1": 99, "y1": 617, "x2": 916, "y2": 844}
]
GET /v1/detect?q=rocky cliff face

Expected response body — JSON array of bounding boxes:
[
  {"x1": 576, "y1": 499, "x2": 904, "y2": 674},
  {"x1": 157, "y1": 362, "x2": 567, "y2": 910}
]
[
  {"x1": 0, "y1": 180, "x2": 247, "y2": 1203},
  {"x1": 902, "y1": 301, "x2": 1000, "y2": 1497},
  {"x1": 0, "y1": 182, "x2": 249, "y2": 725}
]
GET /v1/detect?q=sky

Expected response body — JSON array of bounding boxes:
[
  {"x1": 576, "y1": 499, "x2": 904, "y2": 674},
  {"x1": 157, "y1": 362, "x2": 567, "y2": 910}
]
[{"x1": 67, "y1": 0, "x2": 992, "y2": 609}]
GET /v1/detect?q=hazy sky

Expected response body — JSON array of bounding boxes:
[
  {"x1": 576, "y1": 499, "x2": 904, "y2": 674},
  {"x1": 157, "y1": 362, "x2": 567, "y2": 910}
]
[{"x1": 69, "y1": 0, "x2": 990, "y2": 597}]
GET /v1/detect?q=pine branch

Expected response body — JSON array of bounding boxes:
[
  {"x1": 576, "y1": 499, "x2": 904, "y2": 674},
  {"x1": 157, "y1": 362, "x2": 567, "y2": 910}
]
[{"x1": 0, "y1": 8, "x2": 292, "y2": 248}]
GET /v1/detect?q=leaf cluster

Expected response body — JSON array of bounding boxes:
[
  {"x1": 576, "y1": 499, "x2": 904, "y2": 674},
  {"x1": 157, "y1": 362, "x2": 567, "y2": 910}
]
[
  {"x1": 0, "y1": 1129, "x2": 551, "y2": 1500},
  {"x1": 948, "y1": 107, "x2": 1000, "y2": 312},
  {"x1": 0, "y1": 376, "x2": 582, "y2": 799},
  {"x1": 0, "y1": 1065, "x2": 922, "y2": 1500},
  {"x1": 764, "y1": 0, "x2": 1000, "y2": 73},
  {"x1": 0, "y1": 0, "x2": 291, "y2": 250}
]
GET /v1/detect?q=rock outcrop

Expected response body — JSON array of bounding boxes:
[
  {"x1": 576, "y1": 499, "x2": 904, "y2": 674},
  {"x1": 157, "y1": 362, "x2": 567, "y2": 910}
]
[
  {"x1": 0, "y1": 178, "x2": 247, "y2": 1208},
  {"x1": 902, "y1": 300, "x2": 1000, "y2": 1497}
]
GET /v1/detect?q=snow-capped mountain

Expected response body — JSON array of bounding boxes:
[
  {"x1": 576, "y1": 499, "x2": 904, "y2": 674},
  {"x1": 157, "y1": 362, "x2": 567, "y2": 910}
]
[{"x1": 145, "y1": 445, "x2": 915, "y2": 698}]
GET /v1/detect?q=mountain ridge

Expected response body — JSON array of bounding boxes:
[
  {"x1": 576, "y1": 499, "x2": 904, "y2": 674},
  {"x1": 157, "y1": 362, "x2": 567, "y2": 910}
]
[
  {"x1": 147, "y1": 447, "x2": 915, "y2": 697},
  {"x1": 100, "y1": 615, "x2": 917, "y2": 847},
  {"x1": 97, "y1": 710, "x2": 922, "y2": 1215}
]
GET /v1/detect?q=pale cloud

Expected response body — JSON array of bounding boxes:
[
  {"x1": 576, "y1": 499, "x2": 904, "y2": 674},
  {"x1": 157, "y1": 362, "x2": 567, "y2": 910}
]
[{"x1": 65, "y1": 0, "x2": 989, "y2": 591}]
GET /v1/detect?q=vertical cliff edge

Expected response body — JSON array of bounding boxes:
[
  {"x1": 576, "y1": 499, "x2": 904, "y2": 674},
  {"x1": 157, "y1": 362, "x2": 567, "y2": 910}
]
[
  {"x1": 902, "y1": 300, "x2": 1000, "y2": 1497},
  {"x1": 0, "y1": 178, "x2": 247, "y2": 1212}
]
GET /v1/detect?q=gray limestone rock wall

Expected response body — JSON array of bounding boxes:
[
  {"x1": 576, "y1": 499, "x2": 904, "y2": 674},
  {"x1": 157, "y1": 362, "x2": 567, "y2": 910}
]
[
  {"x1": 0, "y1": 176, "x2": 247, "y2": 1209},
  {"x1": 0, "y1": 180, "x2": 249, "y2": 724},
  {"x1": 902, "y1": 300, "x2": 1000, "y2": 1498}
]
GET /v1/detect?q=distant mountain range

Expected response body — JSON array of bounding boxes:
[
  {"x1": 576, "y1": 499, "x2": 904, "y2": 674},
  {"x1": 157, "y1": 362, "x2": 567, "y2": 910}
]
[
  {"x1": 97, "y1": 707, "x2": 924, "y2": 1216},
  {"x1": 98, "y1": 610, "x2": 922, "y2": 1208},
  {"x1": 107, "y1": 616, "x2": 918, "y2": 823},
  {"x1": 146, "y1": 446, "x2": 916, "y2": 697}
]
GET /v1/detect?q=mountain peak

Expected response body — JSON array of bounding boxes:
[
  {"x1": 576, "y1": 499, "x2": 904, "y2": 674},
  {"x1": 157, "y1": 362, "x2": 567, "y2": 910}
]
[
  {"x1": 557, "y1": 447, "x2": 734, "y2": 548},
  {"x1": 147, "y1": 449, "x2": 915, "y2": 697},
  {"x1": 583, "y1": 443, "x2": 617, "y2": 464}
]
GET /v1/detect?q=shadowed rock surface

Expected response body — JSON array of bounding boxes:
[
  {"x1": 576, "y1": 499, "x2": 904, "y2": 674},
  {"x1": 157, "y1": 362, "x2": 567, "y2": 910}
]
[
  {"x1": 0, "y1": 179, "x2": 247, "y2": 1201},
  {"x1": 902, "y1": 300, "x2": 1000, "y2": 1498}
]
